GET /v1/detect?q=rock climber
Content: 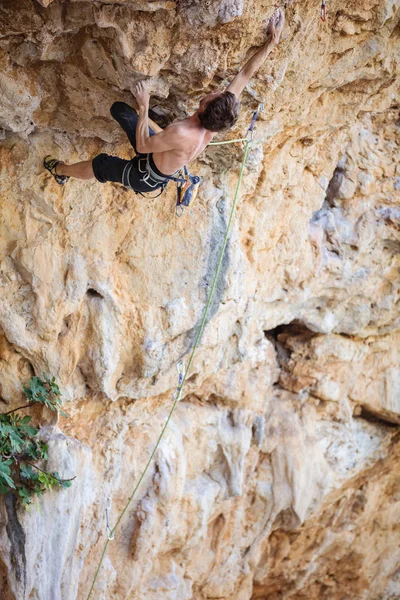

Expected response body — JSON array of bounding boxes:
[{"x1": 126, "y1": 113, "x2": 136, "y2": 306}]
[{"x1": 44, "y1": 8, "x2": 285, "y2": 195}]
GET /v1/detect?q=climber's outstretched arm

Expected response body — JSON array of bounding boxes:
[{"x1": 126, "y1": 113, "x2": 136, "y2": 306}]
[{"x1": 227, "y1": 8, "x2": 285, "y2": 99}]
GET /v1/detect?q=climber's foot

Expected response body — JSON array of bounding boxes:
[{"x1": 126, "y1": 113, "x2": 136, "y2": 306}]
[
  {"x1": 43, "y1": 155, "x2": 70, "y2": 185},
  {"x1": 266, "y1": 7, "x2": 285, "y2": 46}
]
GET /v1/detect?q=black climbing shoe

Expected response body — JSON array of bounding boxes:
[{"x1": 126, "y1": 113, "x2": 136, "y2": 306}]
[{"x1": 44, "y1": 155, "x2": 70, "y2": 185}]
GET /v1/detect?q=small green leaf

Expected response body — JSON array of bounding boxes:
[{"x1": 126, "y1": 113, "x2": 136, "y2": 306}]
[
  {"x1": 18, "y1": 486, "x2": 32, "y2": 502},
  {"x1": 26, "y1": 442, "x2": 40, "y2": 460},
  {"x1": 34, "y1": 485, "x2": 43, "y2": 498},
  {"x1": 20, "y1": 464, "x2": 38, "y2": 481},
  {"x1": 0, "y1": 459, "x2": 16, "y2": 489},
  {"x1": 60, "y1": 480, "x2": 72, "y2": 489},
  {"x1": 8, "y1": 430, "x2": 24, "y2": 453},
  {"x1": 21, "y1": 423, "x2": 38, "y2": 437},
  {"x1": 37, "y1": 471, "x2": 55, "y2": 491},
  {"x1": 38, "y1": 442, "x2": 48, "y2": 460},
  {"x1": 23, "y1": 384, "x2": 34, "y2": 402},
  {"x1": 0, "y1": 480, "x2": 9, "y2": 494}
]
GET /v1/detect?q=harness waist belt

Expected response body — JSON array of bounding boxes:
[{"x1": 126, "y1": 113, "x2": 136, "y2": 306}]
[
  {"x1": 122, "y1": 154, "x2": 187, "y2": 191},
  {"x1": 145, "y1": 155, "x2": 170, "y2": 183},
  {"x1": 143, "y1": 155, "x2": 186, "y2": 186}
]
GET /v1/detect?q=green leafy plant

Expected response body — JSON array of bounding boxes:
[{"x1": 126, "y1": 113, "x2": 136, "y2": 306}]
[
  {"x1": 23, "y1": 374, "x2": 67, "y2": 417},
  {"x1": 0, "y1": 374, "x2": 75, "y2": 506}
]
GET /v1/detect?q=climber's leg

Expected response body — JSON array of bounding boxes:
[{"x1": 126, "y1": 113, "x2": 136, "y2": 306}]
[
  {"x1": 44, "y1": 155, "x2": 94, "y2": 183},
  {"x1": 110, "y1": 101, "x2": 155, "y2": 152},
  {"x1": 92, "y1": 153, "x2": 166, "y2": 193},
  {"x1": 57, "y1": 160, "x2": 94, "y2": 180},
  {"x1": 92, "y1": 153, "x2": 133, "y2": 185}
]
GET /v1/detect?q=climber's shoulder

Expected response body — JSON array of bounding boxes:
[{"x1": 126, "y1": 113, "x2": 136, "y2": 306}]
[{"x1": 163, "y1": 121, "x2": 189, "y2": 140}]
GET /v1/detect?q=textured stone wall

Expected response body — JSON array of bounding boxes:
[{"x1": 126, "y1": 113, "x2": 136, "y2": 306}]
[{"x1": 0, "y1": 1, "x2": 399, "y2": 599}]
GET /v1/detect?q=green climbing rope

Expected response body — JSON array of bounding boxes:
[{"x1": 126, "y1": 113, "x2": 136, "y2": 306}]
[{"x1": 86, "y1": 115, "x2": 256, "y2": 600}]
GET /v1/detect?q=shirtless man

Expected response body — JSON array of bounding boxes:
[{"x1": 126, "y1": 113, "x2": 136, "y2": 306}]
[{"x1": 44, "y1": 9, "x2": 284, "y2": 194}]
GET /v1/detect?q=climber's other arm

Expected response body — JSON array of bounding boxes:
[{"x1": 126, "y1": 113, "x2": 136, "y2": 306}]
[
  {"x1": 226, "y1": 7, "x2": 285, "y2": 99},
  {"x1": 131, "y1": 96, "x2": 163, "y2": 133},
  {"x1": 134, "y1": 81, "x2": 180, "y2": 153}
]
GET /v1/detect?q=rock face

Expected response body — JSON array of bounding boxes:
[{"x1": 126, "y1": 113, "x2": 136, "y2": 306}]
[{"x1": 0, "y1": 1, "x2": 399, "y2": 599}]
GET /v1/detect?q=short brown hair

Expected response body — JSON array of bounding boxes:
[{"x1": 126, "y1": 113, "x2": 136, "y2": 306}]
[{"x1": 199, "y1": 91, "x2": 240, "y2": 132}]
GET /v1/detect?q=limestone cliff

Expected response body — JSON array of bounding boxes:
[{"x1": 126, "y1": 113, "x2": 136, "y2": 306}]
[{"x1": 0, "y1": 1, "x2": 399, "y2": 599}]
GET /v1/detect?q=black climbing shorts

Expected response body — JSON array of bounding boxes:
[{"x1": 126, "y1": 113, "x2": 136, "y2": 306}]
[{"x1": 92, "y1": 102, "x2": 168, "y2": 194}]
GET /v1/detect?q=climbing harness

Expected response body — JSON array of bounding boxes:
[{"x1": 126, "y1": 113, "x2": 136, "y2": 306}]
[
  {"x1": 122, "y1": 155, "x2": 184, "y2": 198},
  {"x1": 122, "y1": 153, "x2": 201, "y2": 209},
  {"x1": 320, "y1": 0, "x2": 327, "y2": 21},
  {"x1": 85, "y1": 106, "x2": 261, "y2": 600},
  {"x1": 140, "y1": 154, "x2": 184, "y2": 189},
  {"x1": 137, "y1": 159, "x2": 202, "y2": 217}
]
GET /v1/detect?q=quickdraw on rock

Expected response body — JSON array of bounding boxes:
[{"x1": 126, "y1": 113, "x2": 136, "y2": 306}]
[
  {"x1": 105, "y1": 497, "x2": 114, "y2": 541},
  {"x1": 172, "y1": 361, "x2": 185, "y2": 401},
  {"x1": 321, "y1": 0, "x2": 327, "y2": 21}
]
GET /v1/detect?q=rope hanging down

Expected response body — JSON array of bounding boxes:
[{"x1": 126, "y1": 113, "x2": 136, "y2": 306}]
[
  {"x1": 85, "y1": 107, "x2": 261, "y2": 599},
  {"x1": 86, "y1": 5, "x2": 323, "y2": 593}
]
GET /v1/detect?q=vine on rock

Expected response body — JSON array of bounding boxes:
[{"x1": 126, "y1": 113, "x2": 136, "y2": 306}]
[{"x1": 0, "y1": 374, "x2": 74, "y2": 506}]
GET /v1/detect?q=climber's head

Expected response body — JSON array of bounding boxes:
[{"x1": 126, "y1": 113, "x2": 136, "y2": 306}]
[{"x1": 198, "y1": 91, "x2": 240, "y2": 132}]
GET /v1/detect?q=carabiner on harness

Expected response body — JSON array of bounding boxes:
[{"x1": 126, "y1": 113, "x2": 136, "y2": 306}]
[{"x1": 175, "y1": 166, "x2": 201, "y2": 217}]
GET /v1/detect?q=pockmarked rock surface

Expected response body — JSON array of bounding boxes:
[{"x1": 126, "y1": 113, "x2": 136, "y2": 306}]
[{"x1": 0, "y1": 0, "x2": 399, "y2": 599}]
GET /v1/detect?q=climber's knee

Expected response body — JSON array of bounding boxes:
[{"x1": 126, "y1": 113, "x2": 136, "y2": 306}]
[
  {"x1": 110, "y1": 102, "x2": 124, "y2": 119},
  {"x1": 92, "y1": 153, "x2": 108, "y2": 183},
  {"x1": 110, "y1": 101, "x2": 137, "y2": 120}
]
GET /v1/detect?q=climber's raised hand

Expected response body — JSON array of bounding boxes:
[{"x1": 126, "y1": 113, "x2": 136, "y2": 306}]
[
  {"x1": 267, "y1": 7, "x2": 285, "y2": 46},
  {"x1": 134, "y1": 81, "x2": 150, "y2": 109},
  {"x1": 226, "y1": 7, "x2": 285, "y2": 99}
]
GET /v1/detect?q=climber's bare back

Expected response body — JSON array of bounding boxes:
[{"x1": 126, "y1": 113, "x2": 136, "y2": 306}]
[{"x1": 152, "y1": 118, "x2": 215, "y2": 175}]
